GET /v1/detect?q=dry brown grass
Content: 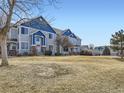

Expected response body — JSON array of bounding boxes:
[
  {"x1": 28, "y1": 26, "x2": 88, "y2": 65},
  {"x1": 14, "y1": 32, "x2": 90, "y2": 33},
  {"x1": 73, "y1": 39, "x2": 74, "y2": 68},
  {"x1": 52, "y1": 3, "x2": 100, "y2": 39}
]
[{"x1": 0, "y1": 56, "x2": 124, "y2": 93}]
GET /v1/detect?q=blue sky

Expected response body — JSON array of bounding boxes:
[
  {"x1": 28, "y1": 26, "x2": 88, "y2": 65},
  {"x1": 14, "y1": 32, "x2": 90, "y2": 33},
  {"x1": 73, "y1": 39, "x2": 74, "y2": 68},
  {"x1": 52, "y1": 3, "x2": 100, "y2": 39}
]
[{"x1": 43, "y1": 0, "x2": 124, "y2": 46}]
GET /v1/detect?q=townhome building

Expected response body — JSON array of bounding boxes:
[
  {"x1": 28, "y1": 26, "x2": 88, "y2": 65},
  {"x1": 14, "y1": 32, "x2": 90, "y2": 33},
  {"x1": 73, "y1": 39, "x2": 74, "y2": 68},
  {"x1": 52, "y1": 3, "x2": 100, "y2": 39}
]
[
  {"x1": 7, "y1": 16, "x2": 57, "y2": 55},
  {"x1": 54, "y1": 28, "x2": 81, "y2": 55},
  {"x1": 1, "y1": 16, "x2": 82, "y2": 56},
  {"x1": 92, "y1": 46, "x2": 118, "y2": 56}
]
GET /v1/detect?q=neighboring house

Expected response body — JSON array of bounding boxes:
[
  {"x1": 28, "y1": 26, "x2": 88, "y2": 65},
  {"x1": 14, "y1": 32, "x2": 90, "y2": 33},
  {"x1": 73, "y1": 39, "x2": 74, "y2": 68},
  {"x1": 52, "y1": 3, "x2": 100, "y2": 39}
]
[
  {"x1": 93, "y1": 46, "x2": 118, "y2": 56},
  {"x1": 54, "y1": 28, "x2": 81, "y2": 55},
  {"x1": 93, "y1": 46, "x2": 105, "y2": 56},
  {"x1": 80, "y1": 45, "x2": 94, "y2": 55},
  {"x1": 80, "y1": 44, "x2": 94, "y2": 51},
  {"x1": 80, "y1": 45, "x2": 90, "y2": 51},
  {"x1": 0, "y1": 16, "x2": 82, "y2": 56}
]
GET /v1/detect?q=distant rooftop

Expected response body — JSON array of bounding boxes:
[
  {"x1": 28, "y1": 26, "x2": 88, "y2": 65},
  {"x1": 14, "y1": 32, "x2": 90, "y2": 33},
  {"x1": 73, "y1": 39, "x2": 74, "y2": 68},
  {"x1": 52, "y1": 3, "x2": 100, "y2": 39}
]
[{"x1": 53, "y1": 27, "x2": 81, "y2": 40}]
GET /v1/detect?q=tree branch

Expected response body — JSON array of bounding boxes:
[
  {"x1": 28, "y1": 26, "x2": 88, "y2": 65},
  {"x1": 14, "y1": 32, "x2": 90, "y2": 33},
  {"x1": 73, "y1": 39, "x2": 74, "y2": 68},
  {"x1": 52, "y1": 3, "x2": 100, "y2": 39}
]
[
  {"x1": 0, "y1": 7, "x2": 8, "y2": 16},
  {"x1": 11, "y1": 18, "x2": 30, "y2": 27}
]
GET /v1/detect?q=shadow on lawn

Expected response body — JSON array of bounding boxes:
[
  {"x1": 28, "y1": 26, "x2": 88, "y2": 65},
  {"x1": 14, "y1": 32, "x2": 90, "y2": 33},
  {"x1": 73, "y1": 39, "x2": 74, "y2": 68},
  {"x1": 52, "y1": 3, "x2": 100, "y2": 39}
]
[
  {"x1": 0, "y1": 65, "x2": 17, "y2": 70},
  {"x1": 113, "y1": 58, "x2": 124, "y2": 62}
]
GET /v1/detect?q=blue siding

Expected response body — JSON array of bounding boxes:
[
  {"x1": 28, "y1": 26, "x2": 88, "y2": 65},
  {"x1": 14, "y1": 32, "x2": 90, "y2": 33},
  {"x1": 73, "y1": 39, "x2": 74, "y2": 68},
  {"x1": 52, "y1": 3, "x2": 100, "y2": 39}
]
[
  {"x1": 21, "y1": 16, "x2": 56, "y2": 34},
  {"x1": 32, "y1": 35, "x2": 35, "y2": 45},
  {"x1": 63, "y1": 29, "x2": 77, "y2": 39},
  {"x1": 32, "y1": 31, "x2": 46, "y2": 45}
]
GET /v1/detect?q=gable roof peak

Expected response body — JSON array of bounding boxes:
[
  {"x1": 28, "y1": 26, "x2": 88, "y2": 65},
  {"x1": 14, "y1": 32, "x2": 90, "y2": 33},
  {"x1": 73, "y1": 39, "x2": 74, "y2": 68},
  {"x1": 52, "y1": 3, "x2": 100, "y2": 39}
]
[
  {"x1": 64, "y1": 29, "x2": 71, "y2": 31},
  {"x1": 21, "y1": 16, "x2": 56, "y2": 34}
]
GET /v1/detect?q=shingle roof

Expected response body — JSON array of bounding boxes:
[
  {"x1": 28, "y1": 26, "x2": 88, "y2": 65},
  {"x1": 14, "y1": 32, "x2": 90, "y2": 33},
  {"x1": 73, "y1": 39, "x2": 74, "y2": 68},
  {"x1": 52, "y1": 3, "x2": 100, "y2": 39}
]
[
  {"x1": 53, "y1": 27, "x2": 64, "y2": 35},
  {"x1": 21, "y1": 16, "x2": 56, "y2": 34},
  {"x1": 63, "y1": 29, "x2": 78, "y2": 39},
  {"x1": 53, "y1": 28, "x2": 81, "y2": 39}
]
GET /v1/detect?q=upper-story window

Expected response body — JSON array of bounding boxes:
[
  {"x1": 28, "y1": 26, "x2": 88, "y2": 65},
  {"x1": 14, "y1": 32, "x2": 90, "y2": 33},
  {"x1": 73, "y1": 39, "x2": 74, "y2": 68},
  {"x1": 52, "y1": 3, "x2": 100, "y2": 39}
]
[
  {"x1": 49, "y1": 33, "x2": 53, "y2": 39},
  {"x1": 70, "y1": 34, "x2": 73, "y2": 37},
  {"x1": 21, "y1": 27, "x2": 28, "y2": 35}
]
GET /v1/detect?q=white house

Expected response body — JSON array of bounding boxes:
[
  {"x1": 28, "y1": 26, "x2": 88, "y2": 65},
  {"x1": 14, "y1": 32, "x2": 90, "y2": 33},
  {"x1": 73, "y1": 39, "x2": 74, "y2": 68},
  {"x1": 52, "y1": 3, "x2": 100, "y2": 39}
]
[
  {"x1": 2, "y1": 16, "x2": 82, "y2": 56},
  {"x1": 80, "y1": 45, "x2": 90, "y2": 51},
  {"x1": 7, "y1": 16, "x2": 57, "y2": 55},
  {"x1": 54, "y1": 28, "x2": 81, "y2": 55},
  {"x1": 92, "y1": 46, "x2": 118, "y2": 56}
]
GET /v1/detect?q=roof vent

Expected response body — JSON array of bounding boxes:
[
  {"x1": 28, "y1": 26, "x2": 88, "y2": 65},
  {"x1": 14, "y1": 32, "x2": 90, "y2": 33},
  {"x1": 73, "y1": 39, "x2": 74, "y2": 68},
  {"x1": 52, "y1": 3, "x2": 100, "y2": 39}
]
[{"x1": 39, "y1": 18, "x2": 43, "y2": 21}]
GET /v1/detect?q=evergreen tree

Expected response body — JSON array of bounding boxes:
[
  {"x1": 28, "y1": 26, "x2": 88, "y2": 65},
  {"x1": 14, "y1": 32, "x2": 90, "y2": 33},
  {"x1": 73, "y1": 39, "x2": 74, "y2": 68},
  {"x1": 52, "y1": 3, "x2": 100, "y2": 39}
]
[
  {"x1": 102, "y1": 46, "x2": 111, "y2": 55},
  {"x1": 110, "y1": 29, "x2": 124, "y2": 59}
]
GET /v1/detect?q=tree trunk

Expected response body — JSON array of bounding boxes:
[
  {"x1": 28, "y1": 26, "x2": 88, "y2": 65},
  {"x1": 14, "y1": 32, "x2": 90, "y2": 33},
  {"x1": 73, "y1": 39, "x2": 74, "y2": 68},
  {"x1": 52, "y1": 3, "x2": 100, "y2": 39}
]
[
  {"x1": 121, "y1": 50, "x2": 124, "y2": 59},
  {"x1": 56, "y1": 44, "x2": 60, "y2": 54},
  {"x1": 121, "y1": 52, "x2": 123, "y2": 59},
  {"x1": 0, "y1": 36, "x2": 9, "y2": 66},
  {"x1": 58, "y1": 45, "x2": 60, "y2": 54},
  {"x1": 120, "y1": 42, "x2": 124, "y2": 59}
]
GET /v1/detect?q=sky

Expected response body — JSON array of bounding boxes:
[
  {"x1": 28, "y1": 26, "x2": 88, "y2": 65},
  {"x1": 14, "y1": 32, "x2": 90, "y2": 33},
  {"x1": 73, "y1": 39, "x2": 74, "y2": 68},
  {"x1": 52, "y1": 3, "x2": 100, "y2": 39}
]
[{"x1": 43, "y1": 0, "x2": 124, "y2": 46}]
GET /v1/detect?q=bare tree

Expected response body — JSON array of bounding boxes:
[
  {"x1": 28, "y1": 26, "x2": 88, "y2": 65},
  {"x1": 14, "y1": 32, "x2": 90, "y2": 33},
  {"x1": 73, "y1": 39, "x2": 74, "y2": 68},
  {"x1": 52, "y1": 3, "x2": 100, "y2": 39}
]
[
  {"x1": 55, "y1": 34, "x2": 62, "y2": 54},
  {"x1": 55, "y1": 34, "x2": 73, "y2": 54},
  {"x1": 0, "y1": 0, "x2": 57, "y2": 66}
]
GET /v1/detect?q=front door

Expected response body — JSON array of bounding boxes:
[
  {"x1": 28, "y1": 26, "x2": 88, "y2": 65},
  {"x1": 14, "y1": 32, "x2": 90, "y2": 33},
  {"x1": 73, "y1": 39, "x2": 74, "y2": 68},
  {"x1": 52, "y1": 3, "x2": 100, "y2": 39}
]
[
  {"x1": 36, "y1": 45, "x2": 41, "y2": 53},
  {"x1": 35, "y1": 36, "x2": 41, "y2": 53}
]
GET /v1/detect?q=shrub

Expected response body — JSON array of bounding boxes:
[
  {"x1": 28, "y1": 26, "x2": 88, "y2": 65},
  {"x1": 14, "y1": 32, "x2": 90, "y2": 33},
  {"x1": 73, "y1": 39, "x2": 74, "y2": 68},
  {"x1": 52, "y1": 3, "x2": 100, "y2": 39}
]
[
  {"x1": 102, "y1": 46, "x2": 111, "y2": 55},
  {"x1": 80, "y1": 50, "x2": 92, "y2": 56},
  {"x1": 8, "y1": 50, "x2": 17, "y2": 56},
  {"x1": 69, "y1": 52, "x2": 80, "y2": 55},
  {"x1": 45, "y1": 50, "x2": 52, "y2": 56},
  {"x1": 23, "y1": 52, "x2": 29, "y2": 56},
  {"x1": 31, "y1": 46, "x2": 37, "y2": 56},
  {"x1": 55, "y1": 53, "x2": 62, "y2": 56},
  {"x1": 28, "y1": 53, "x2": 35, "y2": 56},
  {"x1": 16, "y1": 53, "x2": 22, "y2": 57}
]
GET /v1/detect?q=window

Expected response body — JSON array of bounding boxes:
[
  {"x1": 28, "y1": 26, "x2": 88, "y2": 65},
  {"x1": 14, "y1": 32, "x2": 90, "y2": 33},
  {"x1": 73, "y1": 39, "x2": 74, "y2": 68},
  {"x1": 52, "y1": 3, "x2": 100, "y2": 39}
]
[
  {"x1": 49, "y1": 45, "x2": 53, "y2": 51},
  {"x1": 39, "y1": 18, "x2": 43, "y2": 21},
  {"x1": 49, "y1": 33, "x2": 53, "y2": 39},
  {"x1": 70, "y1": 34, "x2": 73, "y2": 37},
  {"x1": 63, "y1": 47, "x2": 68, "y2": 52},
  {"x1": 21, "y1": 42, "x2": 28, "y2": 49},
  {"x1": 41, "y1": 38, "x2": 44, "y2": 45},
  {"x1": 21, "y1": 27, "x2": 28, "y2": 34},
  {"x1": 35, "y1": 37, "x2": 40, "y2": 41},
  {"x1": 12, "y1": 46, "x2": 16, "y2": 50}
]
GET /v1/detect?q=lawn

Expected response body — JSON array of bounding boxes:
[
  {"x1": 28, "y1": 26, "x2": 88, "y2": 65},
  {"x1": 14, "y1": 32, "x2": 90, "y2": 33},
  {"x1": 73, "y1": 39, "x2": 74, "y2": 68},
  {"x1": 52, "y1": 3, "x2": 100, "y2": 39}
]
[{"x1": 0, "y1": 56, "x2": 124, "y2": 93}]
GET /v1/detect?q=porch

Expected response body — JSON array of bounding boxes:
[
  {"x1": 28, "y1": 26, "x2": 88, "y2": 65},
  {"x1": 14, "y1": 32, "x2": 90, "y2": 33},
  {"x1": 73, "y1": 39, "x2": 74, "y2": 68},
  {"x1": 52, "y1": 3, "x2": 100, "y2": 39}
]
[{"x1": 31, "y1": 31, "x2": 46, "y2": 55}]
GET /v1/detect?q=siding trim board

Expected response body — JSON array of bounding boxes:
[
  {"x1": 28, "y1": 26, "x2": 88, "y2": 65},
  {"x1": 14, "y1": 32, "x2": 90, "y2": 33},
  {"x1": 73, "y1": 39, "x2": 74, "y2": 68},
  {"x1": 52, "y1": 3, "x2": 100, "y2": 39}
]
[{"x1": 32, "y1": 31, "x2": 46, "y2": 46}]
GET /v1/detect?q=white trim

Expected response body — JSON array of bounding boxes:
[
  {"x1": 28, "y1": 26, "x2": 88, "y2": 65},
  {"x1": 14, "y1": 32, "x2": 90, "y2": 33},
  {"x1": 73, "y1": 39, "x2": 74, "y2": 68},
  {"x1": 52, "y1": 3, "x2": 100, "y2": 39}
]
[
  {"x1": 9, "y1": 29, "x2": 11, "y2": 39},
  {"x1": 31, "y1": 30, "x2": 45, "y2": 36},
  {"x1": 31, "y1": 35, "x2": 33, "y2": 46},
  {"x1": 20, "y1": 25, "x2": 30, "y2": 29},
  {"x1": 31, "y1": 30, "x2": 46, "y2": 46},
  {"x1": 34, "y1": 34, "x2": 44, "y2": 38}
]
